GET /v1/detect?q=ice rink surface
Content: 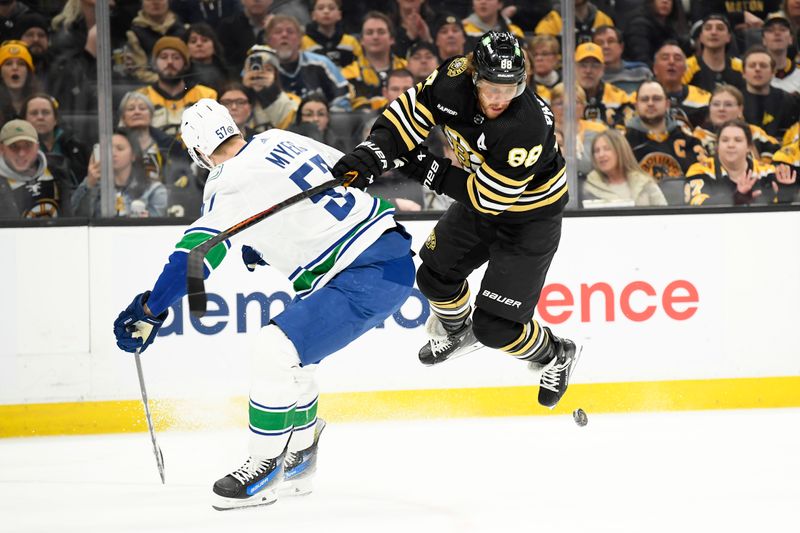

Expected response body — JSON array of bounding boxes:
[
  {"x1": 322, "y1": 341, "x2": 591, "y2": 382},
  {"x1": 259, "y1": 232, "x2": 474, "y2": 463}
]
[{"x1": 2, "y1": 409, "x2": 799, "y2": 533}]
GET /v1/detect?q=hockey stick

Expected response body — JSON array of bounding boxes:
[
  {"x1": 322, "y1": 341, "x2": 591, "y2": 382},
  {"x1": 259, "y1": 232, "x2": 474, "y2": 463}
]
[
  {"x1": 186, "y1": 159, "x2": 406, "y2": 318},
  {"x1": 134, "y1": 346, "x2": 166, "y2": 484}
]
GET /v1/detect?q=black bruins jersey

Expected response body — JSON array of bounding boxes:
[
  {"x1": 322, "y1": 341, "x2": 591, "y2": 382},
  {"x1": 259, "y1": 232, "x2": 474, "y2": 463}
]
[
  {"x1": 682, "y1": 55, "x2": 745, "y2": 93},
  {"x1": 626, "y1": 125, "x2": 706, "y2": 181},
  {"x1": 685, "y1": 156, "x2": 781, "y2": 205},
  {"x1": 367, "y1": 56, "x2": 567, "y2": 221}
]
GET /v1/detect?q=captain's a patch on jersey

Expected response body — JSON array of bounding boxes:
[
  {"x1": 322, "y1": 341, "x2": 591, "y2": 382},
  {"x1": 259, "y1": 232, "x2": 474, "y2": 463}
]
[{"x1": 447, "y1": 57, "x2": 467, "y2": 77}]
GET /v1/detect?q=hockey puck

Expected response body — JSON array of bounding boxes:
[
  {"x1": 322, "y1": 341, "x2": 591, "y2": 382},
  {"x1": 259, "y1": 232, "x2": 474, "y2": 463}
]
[{"x1": 573, "y1": 408, "x2": 588, "y2": 427}]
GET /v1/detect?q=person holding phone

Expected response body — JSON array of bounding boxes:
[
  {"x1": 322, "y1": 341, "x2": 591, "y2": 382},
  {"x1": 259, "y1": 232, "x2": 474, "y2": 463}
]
[
  {"x1": 70, "y1": 130, "x2": 168, "y2": 218},
  {"x1": 241, "y1": 46, "x2": 300, "y2": 133}
]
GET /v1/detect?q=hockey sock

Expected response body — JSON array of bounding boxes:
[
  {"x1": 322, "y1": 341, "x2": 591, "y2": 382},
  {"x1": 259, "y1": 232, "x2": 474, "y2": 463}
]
[
  {"x1": 288, "y1": 364, "x2": 319, "y2": 452},
  {"x1": 498, "y1": 318, "x2": 554, "y2": 362},
  {"x1": 428, "y1": 281, "x2": 471, "y2": 333}
]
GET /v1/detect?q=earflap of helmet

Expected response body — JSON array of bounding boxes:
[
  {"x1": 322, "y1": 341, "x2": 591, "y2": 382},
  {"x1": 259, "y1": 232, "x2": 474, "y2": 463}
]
[{"x1": 187, "y1": 145, "x2": 215, "y2": 170}]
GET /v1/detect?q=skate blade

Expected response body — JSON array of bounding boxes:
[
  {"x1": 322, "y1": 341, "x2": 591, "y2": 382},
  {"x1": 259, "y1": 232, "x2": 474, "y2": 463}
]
[
  {"x1": 212, "y1": 489, "x2": 278, "y2": 511},
  {"x1": 419, "y1": 341, "x2": 484, "y2": 366},
  {"x1": 277, "y1": 477, "x2": 314, "y2": 497}
]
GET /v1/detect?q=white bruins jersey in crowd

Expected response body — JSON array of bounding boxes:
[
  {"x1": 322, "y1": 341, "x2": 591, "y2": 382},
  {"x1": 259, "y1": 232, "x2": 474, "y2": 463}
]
[{"x1": 159, "y1": 130, "x2": 396, "y2": 303}]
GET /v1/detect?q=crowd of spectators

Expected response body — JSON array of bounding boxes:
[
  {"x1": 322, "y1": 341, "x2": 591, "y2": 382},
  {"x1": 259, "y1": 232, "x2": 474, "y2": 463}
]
[{"x1": 1, "y1": 0, "x2": 799, "y2": 219}]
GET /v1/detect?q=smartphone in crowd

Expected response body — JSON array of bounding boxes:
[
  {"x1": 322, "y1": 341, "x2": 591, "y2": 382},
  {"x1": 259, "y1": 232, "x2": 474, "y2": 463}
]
[
  {"x1": 249, "y1": 55, "x2": 263, "y2": 71},
  {"x1": 92, "y1": 143, "x2": 100, "y2": 162}
]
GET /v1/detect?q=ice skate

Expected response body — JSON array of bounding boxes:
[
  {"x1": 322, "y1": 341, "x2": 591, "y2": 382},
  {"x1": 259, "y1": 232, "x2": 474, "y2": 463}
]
[
  {"x1": 418, "y1": 315, "x2": 483, "y2": 366},
  {"x1": 532, "y1": 330, "x2": 582, "y2": 409},
  {"x1": 212, "y1": 453, "x2": 285, "y2": 511},
  {"x1": 279, "y1": 418, "x2": 327, "y2": 497}
]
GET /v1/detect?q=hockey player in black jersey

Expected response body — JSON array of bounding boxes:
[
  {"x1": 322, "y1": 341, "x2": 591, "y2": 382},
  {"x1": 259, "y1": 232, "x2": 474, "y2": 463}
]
[{"x1": 332, "y1": 31, "x2": 580, "y2": 409}]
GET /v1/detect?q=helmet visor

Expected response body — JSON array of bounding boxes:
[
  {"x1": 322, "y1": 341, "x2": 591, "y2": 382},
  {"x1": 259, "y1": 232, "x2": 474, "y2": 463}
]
[{"x1": 475, "y1": 78, "x2": 525, "y2": 101}]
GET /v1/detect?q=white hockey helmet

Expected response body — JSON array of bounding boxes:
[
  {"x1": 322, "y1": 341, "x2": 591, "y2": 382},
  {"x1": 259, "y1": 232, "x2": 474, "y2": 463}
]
[{"x1": 181, "y1": 98, "x2": 240, "y2": 170}]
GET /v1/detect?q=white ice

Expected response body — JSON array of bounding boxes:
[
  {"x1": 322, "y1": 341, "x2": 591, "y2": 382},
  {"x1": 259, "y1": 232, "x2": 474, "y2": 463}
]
[{"x1": 2, "y1": 409, "x2": 799, "y2": 533}]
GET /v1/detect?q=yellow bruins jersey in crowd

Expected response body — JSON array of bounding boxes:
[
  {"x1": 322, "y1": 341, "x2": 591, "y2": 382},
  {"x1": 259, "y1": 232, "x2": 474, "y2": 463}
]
[
  {"x1": 782, "y1": 122, "x2": 799, "y2": 147},
  {"x1": 136, "y1": 83, "x2": 218, "y2": 137},
  {"x1": 367, "y1": 56, "x2": 567, "y2": 220},
  {"x1": 463, "y1": 19, "x2": 524, "y2": 41},
  {"x1": 534, "y1": 9, "x2": 614, "y2": 44},
  {"x1": 584, "y1": 81, "x2": 633, "y2": 127},
  {"x1": 693, "y1": 123, "x2": 780, "y2": 163},
  {"x1": 342, "y1": 54, "x2": 407, "y2": 111},
  {"x1": 685, "y1": 157, "x2": 778, "y2": 205},
  {"x1": 301, "y1": 31, "x2": 363, "y2": 69},
  {"x1": 682, "y1": 55, "x2": 744, "y2": 92},
  {"x1": 773, "y1": 140, "x2": 800, "y2": 171}
]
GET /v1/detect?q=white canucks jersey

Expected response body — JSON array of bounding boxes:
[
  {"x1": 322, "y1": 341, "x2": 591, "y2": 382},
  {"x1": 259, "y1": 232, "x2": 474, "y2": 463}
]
[{"x1": 158, "y1": 130, "x2": 396, "y2": 307}]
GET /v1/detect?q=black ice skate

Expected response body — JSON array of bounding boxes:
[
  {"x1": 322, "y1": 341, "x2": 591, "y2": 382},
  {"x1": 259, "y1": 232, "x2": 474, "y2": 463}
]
[
  {"x1": 418, "y1": 316, "x2": 483, "y2": 366},
  {"x1": 279, "y1": 418, "x2": 327, "y2": 497},
  {"x1": 533, "y1": 331, "x2": 581, "y2": 409},
  {"x1": 212, "y1": 453, "x2": 285, "y2": 511}
]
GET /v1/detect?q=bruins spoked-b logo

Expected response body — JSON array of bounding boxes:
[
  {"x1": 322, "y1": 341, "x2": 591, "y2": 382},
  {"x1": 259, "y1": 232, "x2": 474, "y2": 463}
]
[
  {"x1": 447, "y1": 57, "x2": 467, "y2": 77},
  {"x1": 425, "y1": 229, "x2": 436, "y2": 250},
  {"x1": 639, "y1": 152, "x2": 682, "y2": 181}
]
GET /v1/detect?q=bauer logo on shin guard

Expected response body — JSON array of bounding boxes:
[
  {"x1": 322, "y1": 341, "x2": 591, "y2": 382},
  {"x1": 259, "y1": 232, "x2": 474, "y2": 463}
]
[{"x1": 481, "y1": 290, "x2": 522, "y2": 308}]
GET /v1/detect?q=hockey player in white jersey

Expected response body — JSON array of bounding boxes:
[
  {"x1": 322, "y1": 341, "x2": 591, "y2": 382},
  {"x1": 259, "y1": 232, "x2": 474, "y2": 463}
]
[{"x1": 112, "y1": 99, "x2": 415, "y2": 510}]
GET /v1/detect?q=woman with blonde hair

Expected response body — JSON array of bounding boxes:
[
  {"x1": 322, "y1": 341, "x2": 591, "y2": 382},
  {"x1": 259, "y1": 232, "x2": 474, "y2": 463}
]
[{"x1": 583, "y1": 129, "x2": 667, "y2": 207}]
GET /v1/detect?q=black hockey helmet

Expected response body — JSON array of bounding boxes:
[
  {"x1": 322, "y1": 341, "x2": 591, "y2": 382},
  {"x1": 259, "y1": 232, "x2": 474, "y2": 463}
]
[{"x1": 472, "y1": 31, "x2": 526, "y2": 87}]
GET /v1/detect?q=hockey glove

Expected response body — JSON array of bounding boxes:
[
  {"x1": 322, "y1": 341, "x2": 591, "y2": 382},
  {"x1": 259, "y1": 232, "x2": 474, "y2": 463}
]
[
  {"x1": 113, "y1": 291, "x2": 169, "y2": 354},
  {"x1": 400, "y1": 145, "x2": 451, "y2": 195},
  {"x1": 332, "y1": 140, "x2": 388, "y2": 189},
  {"x1": 242, "y1": 245, "x2": 267, "y2": 272}
]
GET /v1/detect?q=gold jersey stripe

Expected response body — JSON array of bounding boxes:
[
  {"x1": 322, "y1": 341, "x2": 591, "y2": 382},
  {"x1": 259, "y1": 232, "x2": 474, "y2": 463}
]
[
  {"x1": 384, "y1": 108, "x2": 415, "y2": 150},
  {"x1": 525, "y1": 166, "x2": 566, "y2": 195},
  {"x1": 480, "y1": 162, "x2": 532, "y2": 188},
  {"x1": 507, "y1": 181, "x2": 568, "y2": 212}
]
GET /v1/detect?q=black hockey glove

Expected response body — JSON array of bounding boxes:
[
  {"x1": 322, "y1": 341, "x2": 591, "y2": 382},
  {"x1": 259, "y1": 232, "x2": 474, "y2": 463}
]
[
  {"x1": 399, "y1": 145, "x2": 451, "y2": 194},
  {"x1": 332, "y1": 140, "x2": 389, "y2": 189}
]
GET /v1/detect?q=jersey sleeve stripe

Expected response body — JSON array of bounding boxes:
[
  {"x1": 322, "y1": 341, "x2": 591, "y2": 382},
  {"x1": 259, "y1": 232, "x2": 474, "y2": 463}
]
[
  {"x1": 507, "y1": 183, "x2": 567, "y2": 211},
  {"x1": 479, "y1": 162, "x2": 532, "y2": 187},
  {"x1": 396, "y1": 87, "x2": 432, "y2": 127},
  {"x1": 387, "y1": 95, "x2": 428, "y2": 144},
  {"x1": 476, "y1": 166, "x2": 529, "y2": 194},
  {"x1": 414, "y1": 99, "x2": 435, "y2": 126},
  {"x1": 473, "y1": 178, "x2": 524, "y2": 203},
  {"x1": 524, "y1": 166, "x2": 566, "y2": 195},
  {"x1": 398, "y1": 95, "x2": 430, "y2": 138},
  {"x1": 466, "y1": 173, "x2": 502, "y2": 214},
  {"x1": 384, "y1": 109, "x2": 416, "y2": 150}
]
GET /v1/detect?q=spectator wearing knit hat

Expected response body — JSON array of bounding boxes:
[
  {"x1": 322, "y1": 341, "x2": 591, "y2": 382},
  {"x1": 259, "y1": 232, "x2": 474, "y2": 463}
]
[
  {"x1": 135, "y1": 36, "x2": 218, "y2": 138},
  {"x1": 406, "y1": 41, "x2": 439, "y2": 83},
  {"x1": 11, "y1": 12, "x2": 51, "y2": 90},
  {"x1": 126, "y1": 0, "x2": 187, "y2": 83},
  {"x1": 0, "y1": 41, "x2": 39, "y2": 120},
  {"x1": 432, "y1": 13, "x2": 467, "y2": 61}
]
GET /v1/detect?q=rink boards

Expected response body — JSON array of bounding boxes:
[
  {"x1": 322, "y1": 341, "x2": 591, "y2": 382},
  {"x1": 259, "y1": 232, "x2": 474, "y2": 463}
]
[{"x1": 2, "y1": 211, "x2": 800, "y2": 436}]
